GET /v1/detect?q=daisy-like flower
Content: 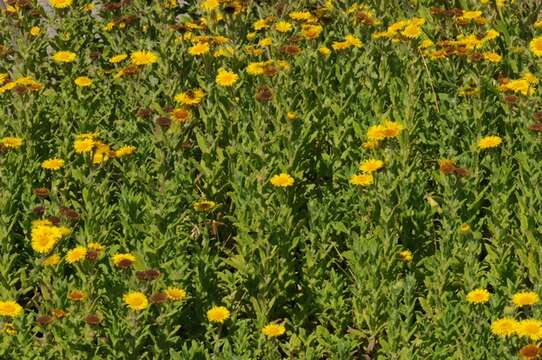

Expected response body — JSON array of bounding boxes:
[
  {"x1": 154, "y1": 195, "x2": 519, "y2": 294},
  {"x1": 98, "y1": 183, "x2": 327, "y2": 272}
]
[
  {"x1": 350, "y1": 174, "x2": 373, "y2": 186},
  {"x1": 512, "y1": 291, "x2": 540, "y2": 307},
  {"x1": 164, "y1": 287, "x2": 187, "y2": 301},
  {"x1": 359, "y1": 159, "x2": 384, "y2": 173},
  {"x1": 109, "y1": 54, "x2": 128, "y2": 63},
  {"x1": 41, "y1": 158, "x2": 65, "y2": 170},
  {"x1": 270, "y1": 173, "x2": 294, "y2": 187},
  {"x1": 189, "y1": 42, "x2": 210, "y2": 56},
  {"x1": 123, "y1": 292, "x2": 148, "y2": 311},
  {"x1": 207, "y1": 306, "x2": 230, "y2": 323},
  {"x1": 174, "y1": 89, "x2": 205, "y2": 105},
  {"x1": 49, "y1": 0, "x2": 72, "y2": 8},
  {"x1": 275, "y1": 21, "x2": 293, "y2": 32},
  {"x1": 30, "y1": 26, "x2": 41, "y2": 37},
  {"x1": 466, "y1": 288, "x2": 490, "y2": 304},
  {"x1": 74, "y1": 76, "x2": 92, "y2": 87},
  {"x1": 0, "y1": 301, "x2": 23, "y2": 318},
  {"x1": 170, "y1": 108, "x2": 192, "y2": 123},
  {"x1": 478, "y1": 135, "x2": 502, "y2": 149},
  {"x1": 193, "y1": 200, "x2": 217, "y2": 211},
  {"x1": 517, "y1": 319, "x2": 542, "y2": 341},
  {"x1": 1, "y1": 137, "x2": 23, "y2": 149},
  {"x1": 74, "y1": 138, "x2": 94, "y2": 153},
  {"x1": 130, "y1": 51, "x2": 158, "y2": 65},
  {"x1": 530, "y1": 36, "x2": 542, "y2": 57},
  {"x1": 114, "y1": 145, "x2": 136, "y2": 158},
  {"x1": 67, "y1": 290, "x2": 86, "y2": 301},
  {"x1": 200, "y1": 0, "x2": 219, "y2": 11},
  {"x1": 65, "y1": 246, "x2": 87, "y2": 264},
  {"x1": 43, "y1": 254, "x2": 61, "y2": 266},
  {"x1": 519, "y1": 344, "x2": 540, "y2": 359},
  {"x1": 399, "y1": 250, "x2": 413, "y2": 262},
  {"x1": 490, "y1": 318, "x2": 518, "y2": 337},
  {"x1": 215, "y1": 68, "x2": 239, "y2": 87},
  {"x1": 261, "y1": 323, "x2": 286, "y2": 337},
  {"x1": 112, "y1": 253, "x2": 136, "y2": 267},
  {"x1": 52, "y1": 51, "x2": 76, "y2": 63}
]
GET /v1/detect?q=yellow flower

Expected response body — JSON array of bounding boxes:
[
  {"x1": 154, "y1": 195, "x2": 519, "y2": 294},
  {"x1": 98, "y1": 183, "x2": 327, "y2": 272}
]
[
  {"x1": 466, "y1": 288, "x2": 490, "y2": 304},
  {"x1": 275, "y1": 21, "x2": 293, "y2": 33},
  {"x1": 112, "y1": 253, "x2": 136, "y2": 267},
  {"x1": 43, "y1": 254, "x2": 61, "y2": 266},
  {"x1": 174, "y1": 89, "x2": 205, "y2": 105},
  {"x1": 31, "y1": 224, "x2": 66, "y2": 253},
  {"x1": 74, "y1": 138, "x2": 94, "y2": 153},
  {"x1": 65, "y1": 246, "x2": 87, "y2": 264},
  {"x1": 262, "y1": 323, "x2": 286, "y2": 337},
  {"x1": 246, "y1": 62, "x2": 265, "y2": 75},
  {"x1": 483, "y1": 52, "x2": 502, "y2": 63},
  {"x1": 530, "y1": 37, "x2": 542, "y2": 57},
  {"x1": 189, "y1": 42, "x2": 210, "y2": 56},
  {"x1": 319, "y1": 47, "x2": 331, "y2": 56},
  {"x1": 30, "y1": 26, "x2": 41, "y2": 37},
  {"x1": 215, "y1": 68, "x2": 239, "y2": 87},
  {"x1": 402, "y1": 24, "x2": 421, "y2": 38},
  {"x1": 512, "y1": 291, "x2": 540, "y2": 307},
  {"x1": 350, "y1": 174, "x2": 373, "y2": 186},
  {"x1": 88, "y1": 242, "x2": 104, "y2": 251},
  {"x1": 345, "y1": 35, "x2": 363, "y2": 48},
  {"x1": 109, "y1": 54, "x2": 128, "y2": 63},
  {"x1": 114, "y1": 145, "x2": 136, "y2": 158},
  {"x1": 193, "y1": 200, "x2": 217, "y2": 211},
  {"x1": 287, "y1": 112, "x2": 297, "y2": 121},
  {"x1": 164, "y1": 287, "x2": 187, "y2": 301},
  {"x1": 52, "y1": 51, "x2": 76, "y2": 63},
  {"x1": 130, "y1": 51, "x2": 158, "y2": 65},
  {"x1": 74, "y1": 76, "x2": 92, "y2": 87},
  {"x1": 302, "y1": 24, "x2": 323, "y2": 39},
  {"x1": 123, "y1": 292, "x2": 149, "y2": 311},
  {"x1": 461, "y1": 10, "x2": 482, "y2": 20},
  {"x1": 41, "y1": 158, "x2": 65, "y2": 170},
  {"x1": 517, "y1": 319, "x2": 542, "y2": 341},
  {"x1": 1, "y1": 137, "x2": 23, "y2": 149},
  {"x1": 491, "y1": 318, "x2": 518, "y2": 337},
  {"x1": 399, "y1": 250, "x2": 413, "y2": 262},
  {"x1": 4, "y1": 323, "x2": 16, "y2": 335},
  {"x1": 332, "y1": 41, "x2": 350, "y2": 51},
  {"x1": 207, "y1": 306, "x2": 230, "y2": 323},
  {"x1": 381, "y1": 121, "x2": 403, "y2": 138},
  {"x1": 200, "y1": 0, "x2": 219, "y2": 11},
  {"x1": 0, "y1": 301, "x2": 23, "y2": 318},
  {"x1": 67, "y1": 290, "x2": 86, "y2": 301},
  {"x1": 259, "y1": 37, "x2": 273, "y2": 47},
  {"x1": 270, "y1": 173, "x2": 294, "y2": 187},
  {"x1": 359, "y1": 159, "x2": 384, "y2": 173},
  {"x1": 253, "y1": 19, "x2": 268, "y2": 31},
  {"x1": 49, "y1": 0, "x2": 72, "y2": 8},
  {"x1": 459, "y1": 223, "x2": 471, "y2": 235},
  {"x1": 289, "y1": 11, "x2": 313, "y2": 21},
  {"x1": 478, "y1": 136, "x2": 502, "y2": 149}
]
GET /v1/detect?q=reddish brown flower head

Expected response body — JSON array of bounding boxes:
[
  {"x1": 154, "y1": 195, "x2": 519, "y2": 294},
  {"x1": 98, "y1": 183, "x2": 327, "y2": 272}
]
[
  {"x1": 156, "y1": 117, "x2": 171, "y2": 129},
  {"x1": 470, "y1": 52, "x2": 483, "y2": 62},
  {"x1": 534, "y1": 112, "x2": 542, "y2": 121},
  {"x1": 263, "y1": 65, "x2": 279, "y2": 77},
  {"x1": 85, "y1": 314, "x2": 101, "y2": 326},
  {"x1": 280, "y1": 45, "x2": 301, "y2": 56},
  {"x1": 118, "y1": 258, "x2": 134, "y2": 268},
  {"x1": 256, "y1": 86, "x2": 273, "y2": 102},
  {"x1": 33, "y1": 187, "x2": 49, "y2": 198},
  {"x1": 149, "y1": 292, "x2": 167, "y2": 304},
  {"x1": 136, "y1": 268, "x2": 161, "y2": 281},
  {"x1": 60, "y1": 207, "x2": 80, "y2": 221},
  {"x1": 137, "y1": 108, "x2": 153, "y2": 119},
  {"x1": 52, "y1": 308, "x2": 67, "y2": 318},
  {"x1": 453, "y1": 167, "x2": 470, "y2": 177},
  {"x1": 519, "y1": 344, "x2": 540, "y2": 359},
  {"x1": 528, "y1": 123, "x2": 542, "y2": 132},
  {"x1": 32, "y1": 205, "x2": 46, "y2": 217},
  {"x1": 504, "y1": 95, "x2": 518, "y2": 105},
  {"x1": 48, "y1": 216, "x2": 61, "y2": 226},
  {"x1": 37, "y1": 315, "x2": 54, "y2": 327},
  {"x1": 86, "y1": 250, "x2": 99, "y2": 262}
]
